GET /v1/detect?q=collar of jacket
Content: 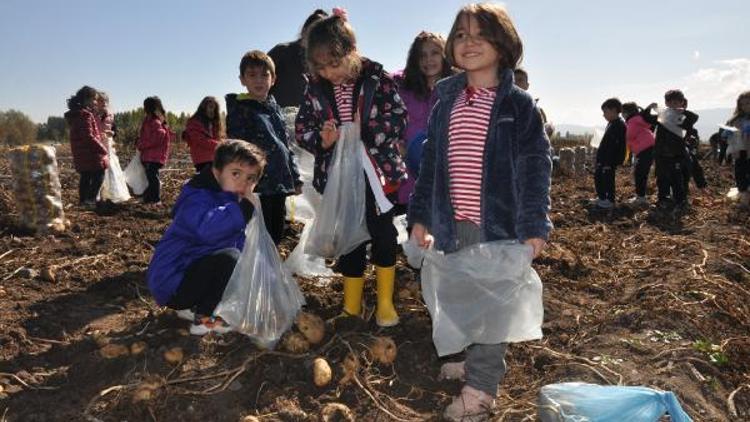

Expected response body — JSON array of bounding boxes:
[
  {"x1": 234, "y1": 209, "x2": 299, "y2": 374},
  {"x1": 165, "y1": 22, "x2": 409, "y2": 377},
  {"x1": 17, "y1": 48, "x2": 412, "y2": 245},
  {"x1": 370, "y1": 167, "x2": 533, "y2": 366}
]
[
  {"x1": 188, "y1": 166, "x2": 223, "y2": 192},
  {"x1": 435, "y1": 67, "x2": 514, "y2": 103}
]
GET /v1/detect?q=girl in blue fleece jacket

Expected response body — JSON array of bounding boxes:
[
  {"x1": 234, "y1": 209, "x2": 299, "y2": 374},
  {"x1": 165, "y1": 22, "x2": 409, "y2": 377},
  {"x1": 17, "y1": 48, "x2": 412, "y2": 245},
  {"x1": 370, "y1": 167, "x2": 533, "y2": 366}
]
[
  {"x1": 146, "y1": 140, "x2": 266, "y2": 336},
  {"x1": 408, "y1": 4, "x2": 552, "y2": 421}
]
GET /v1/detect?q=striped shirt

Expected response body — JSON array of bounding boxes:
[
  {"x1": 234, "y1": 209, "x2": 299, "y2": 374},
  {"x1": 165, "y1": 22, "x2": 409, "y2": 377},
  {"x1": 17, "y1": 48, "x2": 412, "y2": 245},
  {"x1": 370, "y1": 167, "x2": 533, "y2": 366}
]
[
  {"x1": 333, "y1": 83, "x2": 356, "y2": 122},
  {"x1": 447, "y1": 87, "x2": 496, "y2": 224}
]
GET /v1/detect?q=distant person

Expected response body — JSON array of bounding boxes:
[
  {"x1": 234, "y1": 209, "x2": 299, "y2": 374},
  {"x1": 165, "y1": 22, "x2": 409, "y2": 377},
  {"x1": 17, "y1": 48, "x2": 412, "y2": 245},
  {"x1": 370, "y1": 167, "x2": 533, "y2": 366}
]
[
  {"x1": 622, "y1": 102, "x2": 655, "y2": 207},
  {"x1": 295, "y1": 8, "x2": 406, "y2": 328},
  {"x1": 392, "y1": 31, "x2": 455, "y2": 215},
  {"x1": 642, "y1": 90, "x2": 698, "y2": 211},
  {"x1": 226, "y1": 50, "x2": 303, "y2": 245},
  {"x1": 183, "y1": 96, "x2": 224, "y2": 173},
  {"x1": 147, "y1": 140, "x2": 265, "y2": 335},
  {"x1": 593, "y1": 98, "x2": 626, "y2": 209},
  {"x1": 726, "y1": 90, "x2": 750, "y2": 207},
  {"x1": 137, "y1": 96, "x2": 175, "y2": 205},
  {"x1": 267, "y1": 9, "x2": 328, "y2": 107},
  {"x1": 514, "y1": 67, "x2": 554, "y2": 138},
  {"x1": 64, "y1": 86, "x2": 109, "y2": 208}
]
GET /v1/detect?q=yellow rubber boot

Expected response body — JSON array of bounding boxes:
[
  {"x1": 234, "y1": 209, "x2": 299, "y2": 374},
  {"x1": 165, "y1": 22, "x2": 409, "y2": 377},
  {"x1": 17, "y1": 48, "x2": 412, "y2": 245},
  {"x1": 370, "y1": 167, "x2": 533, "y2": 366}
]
[
  {"x1": 375, "y1": 265, "x2": 399, "y2": 327},
  {"x1": 342, "y1": 277, "x2": 365, "y2": 317}
]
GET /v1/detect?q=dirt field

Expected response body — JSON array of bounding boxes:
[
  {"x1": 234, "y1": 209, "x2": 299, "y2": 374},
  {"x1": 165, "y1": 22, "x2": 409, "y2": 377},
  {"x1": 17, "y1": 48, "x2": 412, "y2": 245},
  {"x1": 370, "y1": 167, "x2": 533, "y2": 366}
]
[{"x1": 0, "y1": 142, "x2": 748, "y2": 421}]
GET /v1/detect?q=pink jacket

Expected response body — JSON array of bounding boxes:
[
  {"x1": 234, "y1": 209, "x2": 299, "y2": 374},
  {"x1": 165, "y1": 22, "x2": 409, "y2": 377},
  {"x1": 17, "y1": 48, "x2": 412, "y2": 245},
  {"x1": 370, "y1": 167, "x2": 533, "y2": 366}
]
[
  {"x1": 626, "y1": 115, "x2": 655, "y2": 155},
  {"x1": 137, "y1": 115, "x2": 174, "y2": 165},
  {"x1": 183, "y1": 117, "x2": 220, "y2": 165}
]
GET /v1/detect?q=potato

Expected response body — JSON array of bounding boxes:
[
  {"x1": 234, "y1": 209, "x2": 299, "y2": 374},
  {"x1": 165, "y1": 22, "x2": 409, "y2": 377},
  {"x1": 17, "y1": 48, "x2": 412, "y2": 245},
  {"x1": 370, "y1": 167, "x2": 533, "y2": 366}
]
[
  {"x1": 339, "y1": 352, "x2": 359, "y2": 386},
  {"x1": 132, "y1": 386, "x2": 155, "y2": 402},
  {"x1": 130, "y1": 341, "x2": 147, "y2": 355},
  {"x1": 312, "y1": 357, "x2": 332, "y2": 387},
  {"x1": 282, "y1": 332, "x2": 310, "y2": 354},
  {"x1": 296, "y1": 312, "x2": 325, "y2": 344},
  {"x1": 99, "y1": 343, "x2": 129, "y2": 359},
  {"x1": 240, "y1": 417, "x2": 260, "y2": 422},
  {"x1": 163, "y1": 347, "x2": 184, "y2": 364},
  {"x1": 40, "y1": 266, "x2": 56, "y2": 282},
  {"x1": 370, "y1": 337, "x2": 397, "y2": 365},
  {"x1": 320, "y1": 403, "x2": 354, "y2": 422}
]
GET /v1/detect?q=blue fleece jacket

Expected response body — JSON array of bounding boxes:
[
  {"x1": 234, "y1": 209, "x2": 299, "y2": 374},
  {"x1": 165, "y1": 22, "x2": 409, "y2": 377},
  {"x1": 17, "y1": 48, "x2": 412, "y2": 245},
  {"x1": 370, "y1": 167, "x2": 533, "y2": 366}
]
[{"x1": 408, "y1": 68, "x2": 553, "y2": 253}]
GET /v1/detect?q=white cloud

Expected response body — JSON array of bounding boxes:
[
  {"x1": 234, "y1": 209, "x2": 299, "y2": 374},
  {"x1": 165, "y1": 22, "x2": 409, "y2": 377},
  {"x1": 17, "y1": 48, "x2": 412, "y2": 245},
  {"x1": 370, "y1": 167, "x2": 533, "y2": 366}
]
[{"x1": 683, "y1": 58, "x2": 750, "y2": 108}]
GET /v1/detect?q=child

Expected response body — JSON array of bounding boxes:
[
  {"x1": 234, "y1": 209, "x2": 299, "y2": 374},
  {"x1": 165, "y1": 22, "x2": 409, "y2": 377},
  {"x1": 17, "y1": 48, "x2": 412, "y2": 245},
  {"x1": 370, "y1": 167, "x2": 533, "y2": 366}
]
[
  {"x1": 408, "y1": 4, "x2": 551, "y2": 420},
  {"x1": 622, "y1": 102, "x2": 655, "y2": 207},
  {"x1": 184, "y1": 96, "x2": 224, "y2": 173},
  {"x1": 727, "y1": 90, "x2": 750, "y2": 207},
  {"x1": 514, "y1": 67, "x2": 554, "y2": 138},
  {"x1": 392, "y1": 31, "x2": 455, "y2": 212},
  {"x1": 226, "y1": 50, "x2": 303, "y2": 246},
  {"x1": 643, "y1": 90, "x2": 698, "y2": 211},
  {"x1": 137, "y1": 96, "x2": 175, "y2": 204},
  {"x1": 295, "y1": 9, "x2": 407, "y2": 327},
  {"x1": 64, "y1": 86, "x2": 109, "y2": 207},
  {"x1": 594, "y1": 98, "x2": 627, "y2": 209},
  {"x1": 147, "y1": 140, "x2": 266, "y2": 335}
]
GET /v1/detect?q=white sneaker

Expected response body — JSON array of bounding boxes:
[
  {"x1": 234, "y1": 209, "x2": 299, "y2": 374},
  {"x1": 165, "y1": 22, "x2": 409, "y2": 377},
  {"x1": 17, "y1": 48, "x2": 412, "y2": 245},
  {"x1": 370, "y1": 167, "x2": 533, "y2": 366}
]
[
  {"x1": 175, "y1": 309, "x2": 195, "y2": 321},
  {"x1": 439, "y1": 361, "x2": 466, "y2": 381},
  {"x1": 443, "y1": 385, "x2": 495, "y2": 421},
  {"x1": 595, "y1": 199, "x2": 614, "y2": 209}
]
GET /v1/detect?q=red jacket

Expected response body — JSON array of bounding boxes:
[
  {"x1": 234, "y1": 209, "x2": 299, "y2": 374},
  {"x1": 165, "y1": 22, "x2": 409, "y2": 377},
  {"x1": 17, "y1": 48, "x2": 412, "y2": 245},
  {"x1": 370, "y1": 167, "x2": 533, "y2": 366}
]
[
  {"x1": 183, "y1": 117, "x2": 220, "y2": 165},
  {"x1": 138, "y1": 115, "x2": 174, "y2": 165},
  {"x1": 65, "y1": 108, "x2": 109, "y2": 172}
]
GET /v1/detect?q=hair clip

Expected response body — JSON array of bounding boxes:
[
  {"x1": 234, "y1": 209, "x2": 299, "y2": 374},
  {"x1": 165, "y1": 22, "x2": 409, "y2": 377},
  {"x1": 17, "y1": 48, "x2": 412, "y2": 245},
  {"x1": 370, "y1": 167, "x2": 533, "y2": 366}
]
[{"x1": 332, "y1": 7, "x2": 348, "y2": 21}]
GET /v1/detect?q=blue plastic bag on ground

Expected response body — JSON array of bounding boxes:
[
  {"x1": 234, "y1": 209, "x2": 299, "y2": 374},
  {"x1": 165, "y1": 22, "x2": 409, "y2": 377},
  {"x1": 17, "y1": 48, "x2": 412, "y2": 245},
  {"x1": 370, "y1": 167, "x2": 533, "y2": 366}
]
[{"x1": 538, "y1": 382, "x2": 692, "y2": 422}]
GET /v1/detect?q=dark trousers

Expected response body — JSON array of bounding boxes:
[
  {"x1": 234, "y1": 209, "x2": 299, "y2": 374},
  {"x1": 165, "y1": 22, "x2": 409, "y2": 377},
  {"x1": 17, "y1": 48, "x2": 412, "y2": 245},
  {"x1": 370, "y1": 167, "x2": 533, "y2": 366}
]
[
  {"x1": 167, "y1": 248, "x2": 240, "y2": 316},
  {"x1": 655, "y1": 155, "x2": 687, "y2": 204},
  {"x1": 195, "y1": 162, "x2": 212, "y2": 173},
  {"x1": 260, "y1": 194, "x2": 287, "y2": 246},
  {"x1": 79, "y1": 170, "x2": 105, "y2": 204},
  {"x1": 685, "y1": 152, "x2": 707, "y2": 189},
  {"x1": 736, "y1": 151, "x2": 750, "y2": 192},
  {"x1": 633, "y1": 148, "x2": 654, "y2": 197},
  {"x1": 142, "y1": 162, "x2": 163, "y2": 203},
  {"x1": 594, "y1": 162, "x2": 616, "y2": 201},
  {"x1": 337, "y1": 181, "x2": 398, "y2": 277}
]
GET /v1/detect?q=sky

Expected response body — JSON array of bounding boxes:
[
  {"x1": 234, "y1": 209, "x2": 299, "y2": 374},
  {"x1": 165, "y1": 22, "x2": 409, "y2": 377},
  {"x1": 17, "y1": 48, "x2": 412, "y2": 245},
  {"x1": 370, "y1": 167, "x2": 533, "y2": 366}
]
[{"x1": 1, "y1": 0, "x2": 748, "y2": 128}]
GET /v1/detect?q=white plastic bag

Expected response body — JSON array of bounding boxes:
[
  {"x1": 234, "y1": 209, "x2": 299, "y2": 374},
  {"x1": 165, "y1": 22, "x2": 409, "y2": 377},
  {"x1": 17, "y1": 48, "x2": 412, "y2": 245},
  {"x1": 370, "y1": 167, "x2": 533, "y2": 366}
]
[
  {"x1": 123, "y1": 150, "x2": 148, "y2": 195},
  {"x1": 214, "y1": 194, "x2": 305, "y2": 348},
  {"x1": 100, "y1": 138, "x2": 131, "y2": 203},
  {"x1": 305, "y1": 122, "x2": 370, "y2": 258},
  {"x1": 421, "y1": 241, "x2": 543, "y2": 356},
  {"x1": 538, "y1": 382, "x2": 692, "y2": 422}
]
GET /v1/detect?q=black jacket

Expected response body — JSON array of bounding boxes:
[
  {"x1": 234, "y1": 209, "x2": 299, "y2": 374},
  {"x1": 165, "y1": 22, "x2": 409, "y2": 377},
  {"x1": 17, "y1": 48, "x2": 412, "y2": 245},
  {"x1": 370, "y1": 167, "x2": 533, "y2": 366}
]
[
  {"x1": 643, "y1": 106, "x2": 699, "y2": 158},
  {"x1": 596, "y1": 117, "x2": 627, "y2": 166},
  {"x1": 268, "y1": 40, "x2": 307, "y2": 108}
]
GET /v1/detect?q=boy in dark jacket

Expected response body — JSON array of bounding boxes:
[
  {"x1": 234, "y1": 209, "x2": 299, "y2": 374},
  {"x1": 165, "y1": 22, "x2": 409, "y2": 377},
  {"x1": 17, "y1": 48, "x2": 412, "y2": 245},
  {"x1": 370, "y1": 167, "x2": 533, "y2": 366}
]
[
  {"x1": 226, "y1": 50, "x2": 302, "y2": 245},
  {"x1": 594, "y1": 98, "x2": 627, "y2": 209},
  {"x1": 146, "y1": 140, "x2": 266, "y2": 336},
  {"x1": 643, "y1": 90, "x2": 699, "y2": 210}
]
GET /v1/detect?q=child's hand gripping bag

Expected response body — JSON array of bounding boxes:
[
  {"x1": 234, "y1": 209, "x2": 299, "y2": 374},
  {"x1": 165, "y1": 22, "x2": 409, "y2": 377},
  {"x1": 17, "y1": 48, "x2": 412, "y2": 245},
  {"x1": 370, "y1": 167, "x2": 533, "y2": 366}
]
[
  {"x1": 304, "y1": 122, "x2": 371, "y2": 258},
  {"x1": 123, "y1": 150, "x2": 148, "y2": 196},
  {"x1": 215, "y1": 193, "x2": 305, "y2": 348}
]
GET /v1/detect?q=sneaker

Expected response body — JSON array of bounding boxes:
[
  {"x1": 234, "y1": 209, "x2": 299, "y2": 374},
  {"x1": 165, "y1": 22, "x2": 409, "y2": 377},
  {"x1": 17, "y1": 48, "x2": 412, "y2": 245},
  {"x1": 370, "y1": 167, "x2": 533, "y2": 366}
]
[
  {"x1": 175, "y1": 309, "x2": 195, "y2": 321},
  {"x1": 210, "y1": 316, "x2": 233, "y2": 334},
  {"x1": 189, "y1": 316, "x2": 213, "y2": 336},
  {"x1": 626, "y1": 196, "x2": 649, "y2": 207},
  {"x1": 439, "y1": 361, "x2": 466, "y2": 381},
  {"x1": 443, "y1": 385, "x2": 495, "y2": 422},
  {"x1": 595, "y1": 199, "x2": 614, "y2": 209}
]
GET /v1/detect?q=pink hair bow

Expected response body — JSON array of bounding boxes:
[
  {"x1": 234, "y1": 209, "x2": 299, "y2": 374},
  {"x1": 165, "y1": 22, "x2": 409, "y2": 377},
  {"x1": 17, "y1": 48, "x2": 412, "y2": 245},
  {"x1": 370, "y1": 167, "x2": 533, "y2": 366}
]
[{"x1": 332, "y1": 7, "x2": 348, "y2": 21}]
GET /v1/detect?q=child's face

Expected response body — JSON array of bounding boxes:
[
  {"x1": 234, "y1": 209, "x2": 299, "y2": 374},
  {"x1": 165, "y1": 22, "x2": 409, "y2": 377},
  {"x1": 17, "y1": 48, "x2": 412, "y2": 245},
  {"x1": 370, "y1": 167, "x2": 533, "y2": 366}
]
[
  {"x1": 739, "y1": 97, "x2": 750, "y2": 114},
  {"x1": 240, "y1": 66, "x2": 274, "y2": 101},
  {"x1": 95, "y1": 95, "x2": 107, "y2": 111},
  {"x1": 452, "y1": 15, "x2": 501, "y2": 74},
  {"x1": 419, "y1": 40, "x2": 444, "y2": 80},
  {"x1": 204, "y1": 101, "x2": 216, "y2": 119},
  {"x1": 665, "y1": 99, "x2": 684, "y2": 109},
  {"x1": 602, "y1": 107, "x2": 619, "y2": 122},
  {"x1": 212, "y1": 161, "x2": 261, "y2": 197},
  {"x1": 312, "y1": 50, "x2": 356, "y2": 85}
]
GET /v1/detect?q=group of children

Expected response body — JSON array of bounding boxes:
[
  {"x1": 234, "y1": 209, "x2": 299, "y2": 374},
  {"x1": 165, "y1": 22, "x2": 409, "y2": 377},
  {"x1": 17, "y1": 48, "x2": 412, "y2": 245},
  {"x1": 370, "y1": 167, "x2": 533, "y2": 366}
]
[{"x1": 590, "y1": 88, "x2": 747, "y2": 211}]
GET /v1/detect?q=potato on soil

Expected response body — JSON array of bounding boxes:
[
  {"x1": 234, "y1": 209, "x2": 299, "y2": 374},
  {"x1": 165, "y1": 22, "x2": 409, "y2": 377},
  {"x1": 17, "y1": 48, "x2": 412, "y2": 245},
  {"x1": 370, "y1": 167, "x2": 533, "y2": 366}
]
[
  {"x1": 312, "y1": 357, "x2": 332, "y2": 387},
  {"x1": 99, "y1": 343, "x2": 129, "y2": 359},
  {"x1": 163, "y1": 347, "x2": 184, "y2": 364},
  {"x1": 296, "y1": 312, "x2": 325, "y2": 344},
  {"x1": 370, "y1": 336, "x2": 397, "y2": 365},
  {"x1": 282, "y1": 332, "x2": 310, "y2": 354}
]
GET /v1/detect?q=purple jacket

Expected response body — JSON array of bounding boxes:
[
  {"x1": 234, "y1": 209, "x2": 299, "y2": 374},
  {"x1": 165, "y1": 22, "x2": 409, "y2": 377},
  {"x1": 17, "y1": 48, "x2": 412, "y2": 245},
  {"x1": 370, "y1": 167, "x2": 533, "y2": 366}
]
[
  {"x1": 393, "y1": 71, "x2": 437, "y2": 204},
  {"x1": 146, "y1": 169, "x2": 254, "y2": 305}
]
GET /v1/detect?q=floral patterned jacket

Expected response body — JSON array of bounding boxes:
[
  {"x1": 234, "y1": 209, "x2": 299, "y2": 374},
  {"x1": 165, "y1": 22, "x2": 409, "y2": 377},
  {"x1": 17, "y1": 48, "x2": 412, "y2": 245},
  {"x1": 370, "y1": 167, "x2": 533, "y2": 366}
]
[{"x1": 294, "y1": 58, "x2": 407, "y2": 194}]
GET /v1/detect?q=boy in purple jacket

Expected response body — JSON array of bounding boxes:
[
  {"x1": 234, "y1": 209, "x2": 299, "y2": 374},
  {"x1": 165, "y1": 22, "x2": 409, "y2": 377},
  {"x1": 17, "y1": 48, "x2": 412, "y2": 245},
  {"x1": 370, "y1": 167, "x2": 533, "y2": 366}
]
[{"x1": 146, "y1": 140, "x2": 266, "y2": 335}]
